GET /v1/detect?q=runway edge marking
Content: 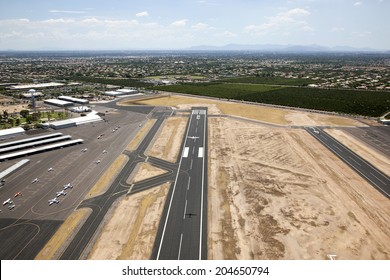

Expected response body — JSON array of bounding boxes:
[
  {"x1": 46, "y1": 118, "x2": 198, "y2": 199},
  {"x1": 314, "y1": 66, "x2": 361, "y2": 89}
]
[{"x1": 156, "y1": 112, "x2": 194, "y2": 260}]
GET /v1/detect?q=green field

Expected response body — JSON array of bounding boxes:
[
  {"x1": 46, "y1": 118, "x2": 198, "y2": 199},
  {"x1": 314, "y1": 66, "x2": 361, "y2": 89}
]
[
  {"x1": 220, "y1": 76, "x2": 315, "y2": 86},
  {"x1": 153, "y1": 83, "x2": 390, "y2": 117}
]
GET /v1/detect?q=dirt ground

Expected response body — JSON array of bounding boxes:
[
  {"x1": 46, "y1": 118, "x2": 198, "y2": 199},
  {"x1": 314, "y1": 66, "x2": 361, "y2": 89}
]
[
  {"x1": 131, "y1": 162, "x2": 168, "y2": 183},
  {"x1": 126, "y1": 94, "x2": 365, "y2": 127},
  {"x1": 147, "y1": 116, "x2": 188, "y2": 162},
  {"x1": 208, "y1": 117, "x2": 390, "y2": 260},
  {"x1": 35, "y1": 208, "x2": 92, "y2": 260},
  {"x1": 87, "y1": 183, "x2": 169, "y2": 260}
]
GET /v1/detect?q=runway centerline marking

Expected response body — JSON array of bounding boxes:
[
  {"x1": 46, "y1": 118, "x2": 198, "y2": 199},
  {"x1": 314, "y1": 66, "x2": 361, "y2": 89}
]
[
  {"x1": 349, "y1": 156, "x2": 362, "y2": 167},
  {"x1": 178, "y1": 233, "x2": 183, "y2": 260},
  {"x1": 187, "y1": 177, "x2": 191, "y2": 190},
  {"x1": 190, "y1": 159, "x2": 193, "y2": 169},
  {"x1": 156, "y1": 112, "x2": 194, "y2": 260},
  {"x1": 369, "y1": 172, "x2": 386, "y2": 185},
  {"x1": 183, "y1": 199, "x2": 188, "y2": 219}
]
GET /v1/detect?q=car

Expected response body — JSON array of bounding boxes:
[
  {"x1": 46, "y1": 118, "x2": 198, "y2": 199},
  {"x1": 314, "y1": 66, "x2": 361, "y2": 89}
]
[
  {"x1": 95, "y1": 160, "x2": 101, "y2": 164},
  {"x1": 102, "y1": 150, "x2": 107, "y2": 154},
  {"x1": 14, "y1": 192, "x2": 22, "y2": 198}
]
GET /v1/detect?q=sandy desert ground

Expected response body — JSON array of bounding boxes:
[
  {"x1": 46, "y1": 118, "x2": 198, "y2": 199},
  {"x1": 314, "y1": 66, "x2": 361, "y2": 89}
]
[
  {"x1": 208, "y1": 117, "x2": 390, "y2": 260},
  {"x1": 36, "y1": 94, "x2": 388, "y2": 260}
]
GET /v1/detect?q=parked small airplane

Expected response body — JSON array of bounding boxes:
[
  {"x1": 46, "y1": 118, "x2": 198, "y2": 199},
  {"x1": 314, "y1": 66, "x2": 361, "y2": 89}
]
[
  {"x1": 95, "y1": 160, "x2": 101, "y2": 164},
  {"x1": 56, "y1": 190, "x2": 67, "y2": 197},
  {"x1": 81, "y1": 148, "x2": 88, "y2": 152},
  {"x1": 8, "y1": 204, "x2": 15, "y2": 210},
  {"x1": 48, "y1": 198, "x2": 60, "y2": 205},
  {"x1": 102, "y1": 150, "x2": 107, "y2": 154},
  {"x1": 48, "y1": 167, "x2": 54, "y2": 172},
  {"x1": 31, "y1": 178, "x2": 39, "y2": 184},
  {"x1": 63, "y1": 183, "x2": 73, "y2": 190},
  {"x1": 3, "y1": 198, "x2": 12, "y2": 206},
  {"x1": 14, "y1": 191, "x2": 22, "y2": 198}
]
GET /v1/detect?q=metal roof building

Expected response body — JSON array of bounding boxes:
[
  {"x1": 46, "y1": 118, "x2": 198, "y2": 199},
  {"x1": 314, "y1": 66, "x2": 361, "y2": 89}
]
[
  {"x1": 46, "y1": 114, "x2": 103, "y2": 129},
  {"x1": 44, "y1": 99, "x2": 74, "y2": 107},
  {"x1": 58, "y1": 96, "x2": 89, "y2": 105},
  {"x1": 0, "y1": 139, "x2": 84, "y2": 161},
  {"x1": 0, "y1": 133, "x2": 63, "y2": 149},
  {"x1": 10, "y1": 82, "x2": 64, "y2": 90},
  {"x1": 0, "y1": 135, "x2": 72, "y2": 154},
  {"x1": 0, "y1": 127, "x2": 25, "y2": 139}
]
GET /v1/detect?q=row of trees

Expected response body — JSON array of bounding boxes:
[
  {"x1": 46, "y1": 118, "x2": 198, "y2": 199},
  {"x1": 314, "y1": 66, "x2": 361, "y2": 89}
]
[{"x1": 1, "y1": 109, "x2": 69, "y2": 129}]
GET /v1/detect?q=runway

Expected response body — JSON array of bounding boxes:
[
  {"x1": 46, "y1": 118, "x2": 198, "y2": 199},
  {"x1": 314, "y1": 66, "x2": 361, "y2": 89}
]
[
  {"x1": 152, "y1": 107, "x2": 208, "y2": 260},
  {"x1": 305, "y1": 127, "x2": 390, "y2": 198}
]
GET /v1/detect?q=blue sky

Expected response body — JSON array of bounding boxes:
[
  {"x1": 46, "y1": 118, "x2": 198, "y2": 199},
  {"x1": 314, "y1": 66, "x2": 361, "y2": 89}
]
[{"x1": 0, "y1": 0, "x2": 389, "y2": 50}]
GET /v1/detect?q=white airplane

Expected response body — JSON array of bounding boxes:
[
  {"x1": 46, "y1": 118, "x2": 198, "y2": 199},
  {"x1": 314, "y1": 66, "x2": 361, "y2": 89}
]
[
  {"x1": 312, "y1": 128, "x2": 320, "y2": 134},
  {"x1": 3, "y1": 198, "x2": 12, "y2": 206},
  {"x1": 187, "y1": 136, "x2": 199, "y2": 140},
  {"x1": 48, "y1": 167, "x2": 54, "y2": 172},
  {"x1": 31, "y1": 178, "x2": 39, "y2": 184},
  {"x1": 48, "y1": 198, "x2": 60, "y2": 205},
  {"x1": 102, "y1": 150, "x2": 107, "y2": 154},
  {"x1": 8, "y1": 204, "x2": 15, "y2": 210},
  {"x1": 56, "y1": 190, "x2": 67, "y2": 197},
  {"x1": 196, "y1": 115, "x2": 200, "y2": 120},
  {"x1": 63, "y1": 183, "x2": 73, "y2": 190},
  {"x1": 95, "y1": 160, "x2": 101, "y2": 164},
  {"x1": 81, "y1": 148, "x2": 88, "y2": 152}
]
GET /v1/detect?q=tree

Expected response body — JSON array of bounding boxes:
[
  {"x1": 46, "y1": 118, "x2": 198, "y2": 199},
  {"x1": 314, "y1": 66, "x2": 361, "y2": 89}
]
[
  {"x1": 20, "y1": 109, "x2": 30, "y2": 118},
  {"x1": 3, "y1": 110, "x2": 8, "y2": 120}
]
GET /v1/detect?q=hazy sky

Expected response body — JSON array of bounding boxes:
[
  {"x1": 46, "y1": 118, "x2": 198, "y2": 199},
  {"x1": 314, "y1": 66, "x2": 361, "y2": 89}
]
[{"x1": 0, "y1": 0, "x2": 389, "y2": 50}]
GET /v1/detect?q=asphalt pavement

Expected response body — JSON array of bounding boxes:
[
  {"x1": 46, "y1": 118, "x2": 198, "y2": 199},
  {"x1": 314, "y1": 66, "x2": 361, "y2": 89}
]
[
  {"x1": 152, "y1": 107, "x2": 208, "y2": 260},
  {"x1": 305, "y1": 127, "x2": 390, "y2": 198}
]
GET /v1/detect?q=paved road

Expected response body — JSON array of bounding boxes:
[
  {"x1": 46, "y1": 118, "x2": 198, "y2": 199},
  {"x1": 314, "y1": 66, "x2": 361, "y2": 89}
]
[
  {"x1": 305, "y1": 127, "x2": 390, "y2": 198},
  {"x1": 153, "y1": 107, "x2": 208, "y2": 260},
  {"x1": 59, "y1": 110, "x2": 178, "y2": 259}
]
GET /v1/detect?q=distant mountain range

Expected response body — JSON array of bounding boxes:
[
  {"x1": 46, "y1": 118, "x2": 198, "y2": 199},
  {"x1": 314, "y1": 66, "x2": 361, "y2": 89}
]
[{"x1": 187, "y1": 44, "x2": 387, "y2": 53}]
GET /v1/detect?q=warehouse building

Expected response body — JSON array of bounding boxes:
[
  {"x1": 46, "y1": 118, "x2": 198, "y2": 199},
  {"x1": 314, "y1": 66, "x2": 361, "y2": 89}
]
[
  {"x1": 44, "y1": 99, "x2": 74, "y2": 107},
  {"x1": 58, "y1": 96, "x2": 89, "y2": 105}
]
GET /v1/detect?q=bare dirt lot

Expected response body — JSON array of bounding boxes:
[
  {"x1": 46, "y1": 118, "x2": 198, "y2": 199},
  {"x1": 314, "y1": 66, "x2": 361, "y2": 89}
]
[
  {"x1": 87, "y1": 183, "x2": 169, "y2": 260},
  {"x1": 147, "y1": 116, "x2": 188, "y2": 162},
  {"x1": 208, "y1": 117, "x2": 390, "y2": 260},
  {"x1": 125, "y1": 94, "x2": 365, "y2": 127},
  {"x1": 131, "y1": 162, "x2": 167, "y2": 183}
]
